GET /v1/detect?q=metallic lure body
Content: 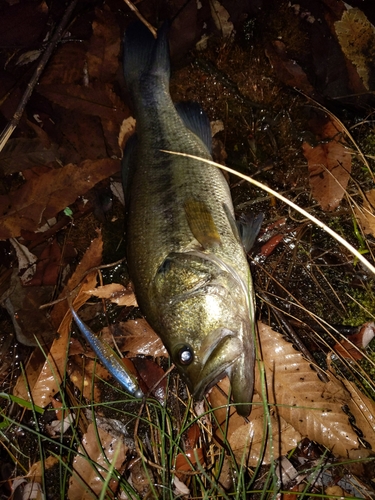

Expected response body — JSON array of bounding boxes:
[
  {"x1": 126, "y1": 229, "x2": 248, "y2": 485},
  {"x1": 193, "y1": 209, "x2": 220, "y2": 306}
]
[
  {"x1": 70, "y1": 304, "x2": 143, "y2": 399},
  {"x1": 123, "y1": 22, "x2": 256, "y2": 416}
]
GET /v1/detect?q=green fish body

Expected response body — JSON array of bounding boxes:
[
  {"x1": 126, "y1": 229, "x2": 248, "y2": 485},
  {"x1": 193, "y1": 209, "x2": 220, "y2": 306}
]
[{"x1": 123, "y1": 22, "x2": 256, "y2": 416}]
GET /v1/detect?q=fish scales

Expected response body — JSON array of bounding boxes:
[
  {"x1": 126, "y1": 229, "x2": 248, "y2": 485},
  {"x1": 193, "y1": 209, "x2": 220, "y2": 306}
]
[{"x1": 123, "y1": 21, "x2": 256, "y2": 416}]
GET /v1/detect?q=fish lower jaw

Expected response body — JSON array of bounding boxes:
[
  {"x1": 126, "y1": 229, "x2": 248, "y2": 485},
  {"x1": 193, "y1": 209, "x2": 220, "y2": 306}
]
[{"x1": 191, "y1": 363, "x2": 236, "y2": 401}]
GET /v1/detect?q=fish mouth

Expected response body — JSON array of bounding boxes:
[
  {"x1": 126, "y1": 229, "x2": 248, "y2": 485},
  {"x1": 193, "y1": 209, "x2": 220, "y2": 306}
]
[{"x1": 191, "y1": 329, "x2": 243, "y2": 401}]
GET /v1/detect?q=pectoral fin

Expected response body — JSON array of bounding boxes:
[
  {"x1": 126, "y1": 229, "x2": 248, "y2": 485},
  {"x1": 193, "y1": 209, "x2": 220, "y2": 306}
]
[{"x1": 184, "y1": 199, "x2": 221, "y2": 249}]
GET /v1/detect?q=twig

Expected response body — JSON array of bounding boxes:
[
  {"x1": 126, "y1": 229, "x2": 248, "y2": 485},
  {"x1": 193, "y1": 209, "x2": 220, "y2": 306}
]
[
  {"x1": 0, "y1": 0, "x2": 79, "y2": 153},
  {"x1": 123, "y1": 0, "x2": 157, "y2": 37}
]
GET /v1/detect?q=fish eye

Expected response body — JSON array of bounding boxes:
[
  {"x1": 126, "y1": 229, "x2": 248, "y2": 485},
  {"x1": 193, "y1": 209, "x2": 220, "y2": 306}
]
[{"x1": 178, "y1": 345, "x2": 194, "y2": 365}]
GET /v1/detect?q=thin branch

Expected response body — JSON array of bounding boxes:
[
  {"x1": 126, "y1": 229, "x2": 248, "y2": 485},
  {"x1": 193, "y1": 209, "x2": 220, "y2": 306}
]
[
  {"x1": 122, "y1": 0, "x2": 157, "y2": 37},
  {"x1": 0, "y1": 0, "x2": 79, "y2": 153}
]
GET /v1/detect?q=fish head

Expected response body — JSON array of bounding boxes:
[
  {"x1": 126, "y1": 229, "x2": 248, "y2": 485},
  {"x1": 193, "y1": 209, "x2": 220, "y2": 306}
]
[{"x1": 150, "y1": 252, "x2": 255, "y2": 416}]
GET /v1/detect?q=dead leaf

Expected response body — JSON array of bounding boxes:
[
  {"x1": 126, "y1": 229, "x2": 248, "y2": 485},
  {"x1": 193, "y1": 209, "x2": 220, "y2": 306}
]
[
  {"x1": 68, "y1": 423, "x2": 128, "y2": 500},
  {"x1": 354, "y1": 189, "x2": 375, "y2": 236},
  {"x1": 0, "y1": 159, "x2": 120, "y2": 239},
  {"x1": 210, "y1": 378, "x2": 301, "y2": 466},
  {"x1": 85, "y1": 283, "x2": 138, "y2": 306},
  {"x1": 13, "y1": 234, "x2": 103, "y2": 406},
  {"x1": 27, "y1": 455, "x2": 59, "y2": 482},
  {"x1": 38, "y1": 83, "x2": 127, "y2": 122},
  {"x1": 210, "y1": 323, "x2": 375, "y2": 461},
  {"x1": 257, "y1": 322, "x2": 375, "y2": 457},
  {"x1": 0, "y1": 137, "x2": 59, "y2": 174},
  {"x1": 2, "y1": 269, "x2": 56, "y2": 346},
  {"x1": 132, "y1": 358, "x2": 167, "y2": 403},
  {"x1": 265, "y1": 40, "x2": 316, "y2": 97},
  {"x1": 51, "y1": 231, "x2": 103, "y2": 327},
  {"x1": 40, "y1": 42, "x2": 88, "y2": 85},
  {"x1": 87, "y1": 7, "x2": 120, "y2": 82},
  {"x1": 118, "y1": 116, "x2": 136, "y2": 151},
  {"x1": 113, "y1": 319, "x2": 167, "y2": 358},
  {"x1": 68, "y1": 356, "x2": 111, "y2": 402},
  {"x1": 26, "y1": 238, "x2": 61, "y2": 286},
  {"x1": 335, "y1": 8, "x2": 375, "y2": 91},
  {"x1": 209, "y1": 0, "x2": 233, "y2": 38},
  {"x1": 302, "y1": 118, "x2": 351, "y2": 211}
]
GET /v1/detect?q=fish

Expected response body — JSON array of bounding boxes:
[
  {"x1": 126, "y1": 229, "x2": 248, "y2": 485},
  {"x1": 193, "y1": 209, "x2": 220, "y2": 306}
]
[
  {"x1": 122, "y1": 21, "x2": 257, "y2": 417},
  {"x1": 70, "y1": 303, "x2": 144, "y2": 399}
]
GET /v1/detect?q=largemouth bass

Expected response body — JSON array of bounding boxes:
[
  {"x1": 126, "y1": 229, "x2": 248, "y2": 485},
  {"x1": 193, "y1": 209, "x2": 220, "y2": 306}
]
[{"x1": 123, "y1": 22, "x2": 256, "y2": 416}]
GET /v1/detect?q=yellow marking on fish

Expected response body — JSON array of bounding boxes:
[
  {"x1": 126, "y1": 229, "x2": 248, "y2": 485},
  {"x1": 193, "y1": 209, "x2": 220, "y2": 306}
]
[{"x1": 184, "y1": 199, "x2": 221, "y2": 249}]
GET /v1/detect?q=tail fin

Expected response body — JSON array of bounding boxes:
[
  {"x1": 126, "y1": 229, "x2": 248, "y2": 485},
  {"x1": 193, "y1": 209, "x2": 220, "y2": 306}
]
[{"x1": 123, "y1": 21, "x2": 170, "y2": 94}]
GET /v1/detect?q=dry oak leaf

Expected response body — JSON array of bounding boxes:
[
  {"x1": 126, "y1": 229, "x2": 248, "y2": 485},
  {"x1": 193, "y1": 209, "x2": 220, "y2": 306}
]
[
  {"x1": 0, "y1": 159, "x2": 120, "y2": 239},
  {"x1": 68, "y1": 423, "x2": 128, "y2": 500},
  {"x1": 302, "y1": 120, "x2": 351, "y2": 211},
  {"x1": 354, "y1": 189, "x2": 375, "y2": 237},
  {"x1": 257, "y1": 322, "x2": 375, "y2": 458}
]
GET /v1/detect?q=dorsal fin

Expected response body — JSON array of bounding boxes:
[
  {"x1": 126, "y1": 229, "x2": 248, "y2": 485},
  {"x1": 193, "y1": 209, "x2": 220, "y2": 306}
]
[{"x1": 175, "y1": 102, "x2": 212, "y2": 153}]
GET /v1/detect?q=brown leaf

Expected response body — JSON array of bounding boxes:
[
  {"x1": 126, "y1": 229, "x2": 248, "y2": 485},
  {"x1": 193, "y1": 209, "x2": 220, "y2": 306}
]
[
  {"x1": 302, "y1": 119, "x2": 351, "y2": 211},
  {"x1": 51, "y1": 230, "x2": 103, "y2": 327},
  {"x1": 265, "y1": 40, "x2": 317, "y2": 97},
  {"x1": 3, "y1": 269, "x2": 56, "y2": 346},
  {"x1": 132, "y1": 358, "x2": 167, "y2": 403},
  {"x1": 354, "y1": 189, "x2": 375, "y2": 236},
  {"x1": 26, "y1": 238, "x2": 61, "y2": 286},
  {"x1": 40, "y1": 42, "x2": 88, "y2": 85},
  {"x1": 87, "y1": 7, "x2": 120, "y2": 82},
  {"x1": 0, "y1": 137, "x2": 59, "y2": 174},
  {"x1": 257, "y1": 322, "x2": 375, "y2": 457},
  {"x1": 13, "y1": 234, "x2": 103, "y2": 407},
  {"x1": 0, "y1": 159, "x2": 120, "y2": 239},
  {"x1": 68, "y1": 356, "x2": 111, "y2": 402},
  {"x1": 27, "y1": 455, "x2": 59, "y2": 483},
  {"x1": 210, "y1": 377, "x2": 301, "y2": 466},
  {"x1": 68, "y1": 423, "x2": 128, "y2": 500},
  {"x1": 113, "y1": 319, "x2": 167, "y2": 358},
  {"x1": 85, "y1": 283, "x2": 138, "y2": 306},
  {"x1": 335, "y1": 8, "x2": 375, "y2": 91},
  {"x1": 38, "y1": 83, "x2": 127, "y2": 122}
]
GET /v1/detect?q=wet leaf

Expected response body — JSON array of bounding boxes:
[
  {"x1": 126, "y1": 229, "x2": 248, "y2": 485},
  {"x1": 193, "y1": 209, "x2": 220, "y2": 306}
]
[
  {"x1": 26, "y1": 238, "x2": 61, "y2": 287},
  {"x1": 354, "y1": 189, "x2": 375, "y2": 236},
  {"x1": 335, "y1": 8, "x2": 375, "y2": 91},
  {"x1": 257, "y1": 322, "x2": 375, "y2": 457},
  {"x1": 68, "y1": 356, "x2": 111, "y2": 402},
  {"x1": 68, "y1": 423, "x2": 128, "y2": 500},
  {"x1": 38, "y1": 83, "x2": 127, "y2": 122},
  {"x1": 13, "y1": 234, "x2": 103, "y2": 406},
  {"x1": 211, "y1": 323, "x2": 375, "y2": 462},
  {"x1": 87, "y1": 7, "x2": 121, "y2": 82},
  {"x1": 265, "y1": 40, "x2": 316, "y2": 97},
  {"x1": 0, "y1": 159, "x2": 119, "y2": 239},
  {"x1": 2, "y1": 269, "x2": 56, "y2": 346},
  {"x1": 113, "y1": 319, "x2": 167, "y2": 358},
  {"x1": 210, "y1": 379, "x2": 301, "y2": 466},
  {"x1": 302, "y1": 118, "x2": 351, "y2": 211},
  {"x1": 0, "y1": 137, "x2": 59, "y2": 175},
  {"x1": 132, "y1": 358, "x2": 167, "y2": 403},
  {"x1": 85, "y1": 283, "x2": 138, "y2": 306}
]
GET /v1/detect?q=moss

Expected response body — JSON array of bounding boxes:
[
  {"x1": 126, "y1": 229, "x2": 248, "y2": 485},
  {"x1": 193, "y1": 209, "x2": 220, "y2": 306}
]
[{"x1": 343, "y1": 284, "x2": 375, "y2": 326}]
